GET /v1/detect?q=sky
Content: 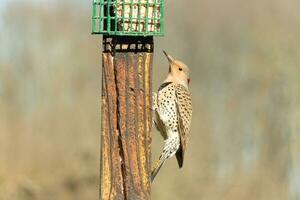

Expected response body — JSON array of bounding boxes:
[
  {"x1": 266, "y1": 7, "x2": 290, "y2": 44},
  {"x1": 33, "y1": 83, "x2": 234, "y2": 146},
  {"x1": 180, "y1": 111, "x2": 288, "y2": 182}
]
[
  {"x1": 0, "y1": 0, "x2": 87, "y2": 15},
  {"x1": 0, "y1": 0, "x2": 86, "y2": 28},
  {"x1": 0, "y1": 0, "x2": 6, "y2": 12},
  {"x1": 0, "y1": 0, "x2": 6, "y2": 31}
]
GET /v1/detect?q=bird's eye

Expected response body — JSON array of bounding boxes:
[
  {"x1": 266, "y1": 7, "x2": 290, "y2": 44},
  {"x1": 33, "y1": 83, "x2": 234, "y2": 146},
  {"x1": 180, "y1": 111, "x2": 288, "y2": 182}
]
[{"x1": 178, "y1": 67, "x2": 183, "y2": 71}]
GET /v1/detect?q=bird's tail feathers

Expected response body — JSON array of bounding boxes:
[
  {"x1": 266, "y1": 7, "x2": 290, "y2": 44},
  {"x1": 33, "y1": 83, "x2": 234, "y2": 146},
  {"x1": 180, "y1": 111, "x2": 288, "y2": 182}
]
[{"x1": 151, "y1": 158, "x2": 166, "y2": 182}]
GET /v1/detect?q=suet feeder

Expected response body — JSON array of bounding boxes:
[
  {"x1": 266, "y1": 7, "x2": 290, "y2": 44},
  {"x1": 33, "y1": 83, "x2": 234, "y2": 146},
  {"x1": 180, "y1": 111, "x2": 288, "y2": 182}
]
[{"x1": 92, "y1": 0, "x2": 164, "y2": 36}]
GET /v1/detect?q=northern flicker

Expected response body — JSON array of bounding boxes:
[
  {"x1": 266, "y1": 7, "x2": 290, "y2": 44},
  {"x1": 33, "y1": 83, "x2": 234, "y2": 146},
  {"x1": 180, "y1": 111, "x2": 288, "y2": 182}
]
[{"x1": 151, "y1": 51, "x2": 192, "y2": 182}]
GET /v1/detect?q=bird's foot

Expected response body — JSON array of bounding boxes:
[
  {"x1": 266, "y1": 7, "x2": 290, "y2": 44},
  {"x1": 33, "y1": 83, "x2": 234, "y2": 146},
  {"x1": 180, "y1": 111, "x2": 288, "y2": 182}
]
[{"x1": 152, "y1": 92, "x2": 158, "y2": 111}]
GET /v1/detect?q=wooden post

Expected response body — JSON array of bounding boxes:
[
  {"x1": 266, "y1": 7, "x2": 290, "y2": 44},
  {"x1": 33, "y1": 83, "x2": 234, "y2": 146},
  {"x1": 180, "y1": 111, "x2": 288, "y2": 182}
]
[{"x1": 100, "y1": 36, "x2": 153, "y2": 200}]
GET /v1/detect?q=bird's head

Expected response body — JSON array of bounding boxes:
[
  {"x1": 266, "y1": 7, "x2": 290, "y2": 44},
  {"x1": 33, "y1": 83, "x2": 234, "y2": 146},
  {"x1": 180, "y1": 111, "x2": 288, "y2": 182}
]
[{"x1": 163, "y1": 50, "x2": 190, "y2": 87}]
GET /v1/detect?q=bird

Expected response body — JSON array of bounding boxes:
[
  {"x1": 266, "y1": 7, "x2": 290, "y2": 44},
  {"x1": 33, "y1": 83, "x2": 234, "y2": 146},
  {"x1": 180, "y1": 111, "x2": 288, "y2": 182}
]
[{"x1": 151, "y1": 51, "x2": 192, "y2": 182}]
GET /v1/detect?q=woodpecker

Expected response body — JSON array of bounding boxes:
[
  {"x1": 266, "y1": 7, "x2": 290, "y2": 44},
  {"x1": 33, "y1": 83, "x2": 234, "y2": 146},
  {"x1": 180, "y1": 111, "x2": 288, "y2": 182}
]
[{"x1": 151, "y1": 51, "x2": 192, "y2": 182}]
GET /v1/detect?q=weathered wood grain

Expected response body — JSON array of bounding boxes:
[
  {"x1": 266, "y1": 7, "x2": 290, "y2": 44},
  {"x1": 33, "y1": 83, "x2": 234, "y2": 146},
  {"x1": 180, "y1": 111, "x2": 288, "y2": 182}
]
[{"x1": 100, "y1": 36, "x2": 153, "y2": 200}]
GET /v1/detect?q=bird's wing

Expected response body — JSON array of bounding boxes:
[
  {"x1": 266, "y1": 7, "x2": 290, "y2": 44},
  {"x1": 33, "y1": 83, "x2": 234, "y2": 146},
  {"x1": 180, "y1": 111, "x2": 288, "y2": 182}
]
[{"x1": 175, "y1": 84, "x2": 192, "y2": 168}]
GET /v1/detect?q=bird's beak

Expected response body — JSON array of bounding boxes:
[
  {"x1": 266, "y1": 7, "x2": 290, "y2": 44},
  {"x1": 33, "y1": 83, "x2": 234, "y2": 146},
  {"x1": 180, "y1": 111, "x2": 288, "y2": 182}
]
[
  {"x1": 163, "y1": 50, "x2": 174, "y2": 64},
  {"x1": 188, "y1": 78, "x2": 191, "y2": 85}
]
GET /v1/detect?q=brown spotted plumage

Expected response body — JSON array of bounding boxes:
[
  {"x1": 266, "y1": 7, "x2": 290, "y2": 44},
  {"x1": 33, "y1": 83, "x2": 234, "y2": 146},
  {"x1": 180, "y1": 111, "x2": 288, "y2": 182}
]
[{"x1": 151, "y1": 51, "x2": 192, "y2": 182}]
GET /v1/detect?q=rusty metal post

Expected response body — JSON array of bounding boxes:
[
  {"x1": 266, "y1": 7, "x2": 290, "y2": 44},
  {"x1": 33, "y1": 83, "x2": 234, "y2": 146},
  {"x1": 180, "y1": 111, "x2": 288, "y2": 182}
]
[{"x1": 100, "y1": 36, "x2": 153, "y2": 200}]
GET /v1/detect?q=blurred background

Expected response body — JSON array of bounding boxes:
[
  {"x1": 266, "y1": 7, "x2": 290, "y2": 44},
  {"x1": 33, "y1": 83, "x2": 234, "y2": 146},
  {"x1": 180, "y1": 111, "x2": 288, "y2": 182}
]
[{"x1": 0, "y1": 0, "x2": 300, "y2": 199}]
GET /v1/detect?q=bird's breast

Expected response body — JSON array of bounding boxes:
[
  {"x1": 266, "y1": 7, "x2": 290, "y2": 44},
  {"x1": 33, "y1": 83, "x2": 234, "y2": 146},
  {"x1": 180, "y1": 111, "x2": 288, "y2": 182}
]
[{"x1": 156, "y1": 86, "x2": 177, "y2": 130}]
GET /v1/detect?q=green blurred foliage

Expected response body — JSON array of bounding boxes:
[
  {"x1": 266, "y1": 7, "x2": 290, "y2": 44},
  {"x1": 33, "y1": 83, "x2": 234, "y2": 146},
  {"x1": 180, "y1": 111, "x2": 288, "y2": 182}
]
[{"x1": 0, "y1": 0, "x2": 300, "y2": 199}]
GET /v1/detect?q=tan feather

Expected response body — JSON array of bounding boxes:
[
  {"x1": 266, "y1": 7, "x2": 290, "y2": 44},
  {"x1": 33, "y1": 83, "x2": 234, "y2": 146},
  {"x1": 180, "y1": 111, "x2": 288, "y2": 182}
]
[{"x1": 175, "y1": 84, "x2": 192, "y2": 167}]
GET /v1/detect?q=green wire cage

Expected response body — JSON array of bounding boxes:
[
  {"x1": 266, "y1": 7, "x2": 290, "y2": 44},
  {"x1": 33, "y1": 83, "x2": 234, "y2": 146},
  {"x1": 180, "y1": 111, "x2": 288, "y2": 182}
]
[{"x1": 92, "y1": 0, "x2": 164, "y2": 36}]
